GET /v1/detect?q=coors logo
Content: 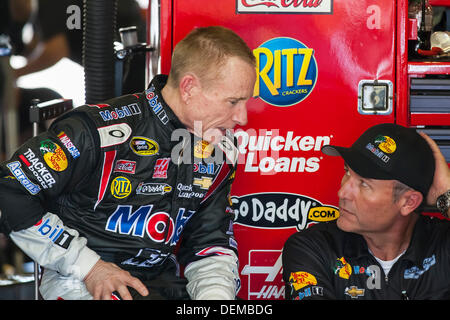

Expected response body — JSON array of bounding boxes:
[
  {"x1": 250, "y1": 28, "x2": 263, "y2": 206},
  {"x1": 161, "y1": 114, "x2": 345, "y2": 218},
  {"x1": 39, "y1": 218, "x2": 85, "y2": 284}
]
[{"x1": 237, "y1": 0, "x2": 333, "y2": 13}]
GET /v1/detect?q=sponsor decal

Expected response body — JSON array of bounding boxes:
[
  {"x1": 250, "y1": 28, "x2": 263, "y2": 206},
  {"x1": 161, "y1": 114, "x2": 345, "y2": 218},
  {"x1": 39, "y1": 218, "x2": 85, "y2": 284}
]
[
  {"x1": 365, "y1": 135, "x2": 396, "y2": 164},
  {"x1": 130, "y1": 137, "x2": 159, "y2": 156},
  {"x1": 105, "y1": 205, "x2": 183, "y2": 244},
  {"x1": 114, "y1": 159, "x2": 136, "y2": 174},
  {"x1": 231, "y1": 192, "x2": 339, "y2": 231},
  {"x1": 6, "y1": 161, "x2": 41, "y2": 195},
  {"x1": 145, "y1": 87, "x2": 169, "y2": 125},
  {"x1": 194, "y1": 140, "x2": 214, "y2": 159},
  {"x1": 404, "y1": 254, "x2": 436, "y2": 279},
  {"x1": 40, "y1": 140, "x2": 68, "y2": 172},
  {"x1": 34, "y1": 218, "x2": 74, "y2": 249},
  {"x1": 334, "y1": 257, "x2": 352, "y2": 279},
  {"x1": 193, "y1": 162, "x2": 216, "y2": 175},
  {"x1": 121, "y1": 248, "x2": 170, "y2": 268},
  {"x1": 344, "y1": 286, "x2": 365, "y2": 299},
  {"x1": 308, "y1": 206, "x2": 339, "y2": 222},
  {"x1": 105, "y1": 205, "x2": 195, "y2": 245},
  {"x1": 110, "y1": 176, "x2": 132, "y2": 199},
  {"x1": 296, "y1": 286, "x2": 324, "y2": 300},
  {"x1": 241, "y1": 250, "x2": 284, "y2": 300},
  {"x1": 153, "y1": 158, "x2": 170, "y2": 178},
  {"x1": 57, "y1": 132, "x2": 80, "y2": 159},
  {"x1": 136, "y1": 182, "x2": 172, "y2": 195},
  {"x1": 235, "y1": 130, "x2": 331, "y2": 174},
  {"x1": 353, "y1": 265, "x2": 375, "y2": 277},
  {"x1": 177, "y1": 183, "x2": 206, "y2": 200},
  {"x1": 97, "y1": 123, "x2": 132, "y2": 148},
  {"x1": 20, "y1": 149, "x2": 56, "y2": 189},
  {"x1": 374, "y1": 135, "x2": 396, "y2": 154},
  {"x1": 237, "y1": 0, "x2": 333, "y2": 14},
  {"x1": 98, "y1": 103, "x2": 141, "y2": 121},
  {"x1": 253, "y1": 37, "x2": 318, "y2": 107},
  {"x1": 193, "y1": 177, "x2": 213, "y2": 190},
  {"x1": 289, "y1": 271, "x2": 317, "y2": 291}
]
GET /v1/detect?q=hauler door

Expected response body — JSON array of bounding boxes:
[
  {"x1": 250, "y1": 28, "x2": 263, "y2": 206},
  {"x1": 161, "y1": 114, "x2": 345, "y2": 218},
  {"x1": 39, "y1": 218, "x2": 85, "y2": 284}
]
[{"x1": 161, "y1": 0, "x2": 397, "y2": 300}]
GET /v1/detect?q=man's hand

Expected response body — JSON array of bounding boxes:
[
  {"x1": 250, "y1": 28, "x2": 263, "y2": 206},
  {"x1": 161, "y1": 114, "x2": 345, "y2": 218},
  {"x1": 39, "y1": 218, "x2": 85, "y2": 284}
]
[
  {"x1": 419, "y1": 132, "x2": 450, "y2": 207},
  {"x1": 83, "y1": 259, "x2": 149, "y2": 300}
]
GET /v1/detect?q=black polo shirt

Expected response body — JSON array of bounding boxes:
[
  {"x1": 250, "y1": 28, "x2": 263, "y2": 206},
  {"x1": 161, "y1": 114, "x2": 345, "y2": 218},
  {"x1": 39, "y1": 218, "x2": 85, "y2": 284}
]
[{"x1": 282, "y1": 214, "x2": 450, "y2": 300}]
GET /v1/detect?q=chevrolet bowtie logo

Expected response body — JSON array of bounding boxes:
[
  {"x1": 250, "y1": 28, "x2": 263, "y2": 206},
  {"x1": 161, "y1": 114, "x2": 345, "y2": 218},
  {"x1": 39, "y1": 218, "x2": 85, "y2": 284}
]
[
  {"x1": 345, "y1": 286, "x2": 365, "y2": 299},
  {"x1": 193, "y1": 177, "x2": 213, "y2": 189}
]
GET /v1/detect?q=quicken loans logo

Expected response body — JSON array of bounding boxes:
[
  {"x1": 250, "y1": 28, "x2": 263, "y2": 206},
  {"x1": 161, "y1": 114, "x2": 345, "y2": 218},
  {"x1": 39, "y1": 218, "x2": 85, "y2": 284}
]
[{"x1": 253, "y1": 37, "x2": 318, "y2": 107}]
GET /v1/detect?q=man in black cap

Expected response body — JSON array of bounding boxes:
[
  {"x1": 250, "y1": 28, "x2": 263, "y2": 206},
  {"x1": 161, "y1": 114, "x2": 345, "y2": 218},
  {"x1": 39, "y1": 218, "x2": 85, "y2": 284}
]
[{"x1": 282, "y1": 123, "x2": 450, "y2": 300}]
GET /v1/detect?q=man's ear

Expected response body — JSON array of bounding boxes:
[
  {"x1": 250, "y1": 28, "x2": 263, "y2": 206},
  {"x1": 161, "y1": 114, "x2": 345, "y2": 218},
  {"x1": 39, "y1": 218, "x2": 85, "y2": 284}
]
[
  {"x1": 399, "y1": 190, "x2": 423, "y2": 216},
  {"x1": 178, "y1": 73, "x2": 199, "y2": 105}
]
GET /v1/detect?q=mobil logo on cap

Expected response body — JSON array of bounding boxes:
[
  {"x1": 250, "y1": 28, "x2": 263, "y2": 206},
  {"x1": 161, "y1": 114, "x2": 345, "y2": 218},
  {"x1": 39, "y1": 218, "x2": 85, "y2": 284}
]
[{"x1": 253, "y1": 37, "x2": 318, "y2": 107}]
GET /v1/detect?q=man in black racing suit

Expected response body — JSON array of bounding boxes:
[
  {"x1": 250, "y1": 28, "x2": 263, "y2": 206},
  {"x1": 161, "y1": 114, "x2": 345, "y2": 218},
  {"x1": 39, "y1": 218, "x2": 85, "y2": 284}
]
[
  {"x1": 0, "y1": 26, "x2": 257, "y2": 300},
  {"x1": 282, "y1": 123, "x2": 450, "y2": 300}
]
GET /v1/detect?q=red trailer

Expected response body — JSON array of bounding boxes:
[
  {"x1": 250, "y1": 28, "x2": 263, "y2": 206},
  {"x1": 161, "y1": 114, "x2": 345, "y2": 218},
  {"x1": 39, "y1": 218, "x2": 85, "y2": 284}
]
[{"x1": 145, "y1": 0, "x2": 450, "y2": 300}]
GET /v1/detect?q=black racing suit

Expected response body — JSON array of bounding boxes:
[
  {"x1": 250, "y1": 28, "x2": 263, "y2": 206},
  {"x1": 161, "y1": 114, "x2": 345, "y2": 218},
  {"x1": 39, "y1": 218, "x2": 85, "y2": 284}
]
[
  {"x1": 0, "y1": 75, "x2": 239, "y2": 299},
  {"x1": 282, "y1": 214, "x2": 450, "y2": 300}
]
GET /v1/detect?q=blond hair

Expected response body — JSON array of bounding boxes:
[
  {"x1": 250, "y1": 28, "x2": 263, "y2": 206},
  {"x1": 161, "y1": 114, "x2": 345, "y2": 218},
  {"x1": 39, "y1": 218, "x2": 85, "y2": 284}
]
[{"x1": 167, "y1": 26, "x2": 255, "y2": 88}]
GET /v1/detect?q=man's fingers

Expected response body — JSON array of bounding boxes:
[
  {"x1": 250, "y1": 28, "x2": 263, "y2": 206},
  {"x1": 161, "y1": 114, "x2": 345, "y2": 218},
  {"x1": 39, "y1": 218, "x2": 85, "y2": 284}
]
[
  {"x1": 116, "y1": 285, "x2": 133, "y2": 300},
  {"x1": 419, "y1": 132, "x2": 445, "y2": 161},
  {"x1": 127, "y1": 277, "x2": 149, "y2": 297}
]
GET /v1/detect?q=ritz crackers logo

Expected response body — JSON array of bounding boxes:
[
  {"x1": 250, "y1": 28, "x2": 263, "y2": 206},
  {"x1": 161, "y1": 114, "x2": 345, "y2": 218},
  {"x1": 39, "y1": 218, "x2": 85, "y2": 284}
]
[{"x1": 253, "y1": 37, "x2": 318, "y2": 107}]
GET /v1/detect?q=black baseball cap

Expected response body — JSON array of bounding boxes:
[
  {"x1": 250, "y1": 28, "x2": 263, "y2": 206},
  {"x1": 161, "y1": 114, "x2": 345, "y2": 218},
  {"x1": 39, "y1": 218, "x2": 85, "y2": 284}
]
[{"x1": 321, "y1": 123, "x2": 435, "y2": 198}]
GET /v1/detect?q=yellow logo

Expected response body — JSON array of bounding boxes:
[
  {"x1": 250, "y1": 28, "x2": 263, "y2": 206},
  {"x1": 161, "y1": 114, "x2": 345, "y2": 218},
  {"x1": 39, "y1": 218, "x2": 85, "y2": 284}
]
[
  {"x1": 308, "y1": 206, "x2": 340, "y2": 222},
  {"x1": 345, "y1": 286, "x2": 365, "y2": 299},
  {"x1": 40, "y1": 140, "x2": 68, "y2": 172},
  {"x1": 289, "y1": 271, "x2": 317, "y2": 291},
  {"x1": 111, "y1": 176, "x2": 132, "y2": 199},
  {"x1": 334, "y1": 257, "x2": 352, "y2": 279},
  {"x1": 194, "y1": 140, "x2": 214, "y2": 159},
  {"x1": 374, "y1": 135, "x2": 396, "y2": 154},
  {"x1": 193, "y1": 177, "x2": 213, "y2": 190},
  {"x1": 130, "y1": 137, "x2": 159, "y2": 156}
]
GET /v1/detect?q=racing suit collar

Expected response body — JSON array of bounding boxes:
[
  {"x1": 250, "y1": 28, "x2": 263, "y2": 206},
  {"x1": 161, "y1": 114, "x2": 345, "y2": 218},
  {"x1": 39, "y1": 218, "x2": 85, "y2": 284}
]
[{"x1": 149, "y1": 74, "x2": 186, "y2": 131}]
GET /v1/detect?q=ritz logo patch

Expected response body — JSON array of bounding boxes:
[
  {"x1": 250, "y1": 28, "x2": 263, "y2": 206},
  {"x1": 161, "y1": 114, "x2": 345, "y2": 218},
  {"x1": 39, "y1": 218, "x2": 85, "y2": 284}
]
[
  {"x1": 253, "y1": 37, "x2": 318, "y2": 107},
  {"x1": 111, "y1": 176, "x2": 132, "y2": 199}
]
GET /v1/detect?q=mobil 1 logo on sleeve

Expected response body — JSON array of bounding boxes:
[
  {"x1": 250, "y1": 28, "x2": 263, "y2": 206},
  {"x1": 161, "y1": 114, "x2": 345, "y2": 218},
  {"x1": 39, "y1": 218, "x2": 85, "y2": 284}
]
[
  {"x1": 253, "y1": 37, "x2": 318, "y2": 107},
  {"x1": 231, "y1": 192, "x2": 339, "y2": 231}
]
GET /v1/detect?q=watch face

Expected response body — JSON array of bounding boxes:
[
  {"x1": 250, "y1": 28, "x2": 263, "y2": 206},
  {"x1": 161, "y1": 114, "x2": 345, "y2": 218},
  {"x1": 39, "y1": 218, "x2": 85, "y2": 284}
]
[{"x1": 437, "y1": 192, "x2": 450, "y2": 212}]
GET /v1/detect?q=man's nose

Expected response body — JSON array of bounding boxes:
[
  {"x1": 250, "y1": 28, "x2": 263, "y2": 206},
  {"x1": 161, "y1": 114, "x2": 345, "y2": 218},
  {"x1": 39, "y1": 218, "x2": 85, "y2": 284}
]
[
  {"x1": 232, "y1": 103, "x2": 248, "y2": 126},
  {"x1": 337, "y1": 175, "x2": 353, "y2": 200}
]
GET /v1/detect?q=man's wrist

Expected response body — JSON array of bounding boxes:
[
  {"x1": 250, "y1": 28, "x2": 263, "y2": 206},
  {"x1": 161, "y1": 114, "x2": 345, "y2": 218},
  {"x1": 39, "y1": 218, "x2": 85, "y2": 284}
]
[{"x1": 436, "y1": 190, "x2": 450, "y2": 218}]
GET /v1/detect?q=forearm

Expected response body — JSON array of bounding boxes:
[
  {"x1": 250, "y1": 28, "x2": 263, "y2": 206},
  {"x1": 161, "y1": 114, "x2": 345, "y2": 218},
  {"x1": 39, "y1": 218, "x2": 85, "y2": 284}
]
[
  {"x1": 184, "y1": 249, "x2": 239, "y2": 300},
  {"x1": 9, "y1": 211, "x2": 100, "y2": 280}
]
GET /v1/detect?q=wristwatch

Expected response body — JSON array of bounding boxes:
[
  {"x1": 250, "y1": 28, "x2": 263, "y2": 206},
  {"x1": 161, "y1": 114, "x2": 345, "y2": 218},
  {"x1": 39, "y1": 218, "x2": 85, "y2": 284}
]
[{"x1": 436, "y1": 190, "x2": 450, "y2": 215}]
